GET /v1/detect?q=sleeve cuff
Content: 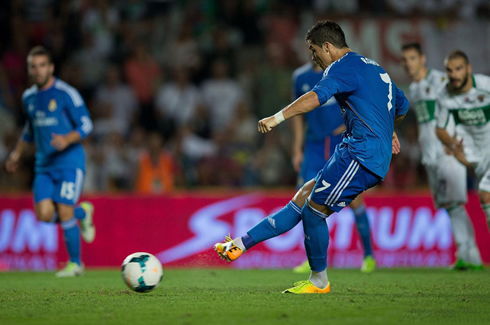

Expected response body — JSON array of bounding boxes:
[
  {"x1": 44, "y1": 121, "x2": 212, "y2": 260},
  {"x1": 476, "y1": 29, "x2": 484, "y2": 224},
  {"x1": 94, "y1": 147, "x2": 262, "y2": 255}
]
[{"x1": 311, "y1": 88, "x2": 329, "y2": 106}]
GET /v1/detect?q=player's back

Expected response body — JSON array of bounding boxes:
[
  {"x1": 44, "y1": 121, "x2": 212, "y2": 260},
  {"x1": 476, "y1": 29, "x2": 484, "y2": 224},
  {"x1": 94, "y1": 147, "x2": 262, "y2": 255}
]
[
  {"x1": 312, "y1": 52, "x2": 409, "y2": 178},
  {"x1": 292, "y1": 62, "x2": 344, "y2": 142}
]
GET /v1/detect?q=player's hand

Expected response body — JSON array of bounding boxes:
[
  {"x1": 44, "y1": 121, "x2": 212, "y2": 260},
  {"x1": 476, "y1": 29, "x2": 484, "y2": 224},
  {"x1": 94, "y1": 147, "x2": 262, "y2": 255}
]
[
  {"x1": 292, "y1": 150, "x2": 303, "y2": 172},
  {"x1": 452, "y1": 138, "x2": 472, "y2": 167},
  {"x1": 392, "y1": 131, "x2": 401, "y2": 155},
  {"x1": 258, "y1": 116, "x2": 278, "y2": 133},
  {"x1": 51, "y1": 133, "x2": 70, "y2": 151},
  {"x1": 5, "y1": 152, "x2": 20, "y2": 173}
]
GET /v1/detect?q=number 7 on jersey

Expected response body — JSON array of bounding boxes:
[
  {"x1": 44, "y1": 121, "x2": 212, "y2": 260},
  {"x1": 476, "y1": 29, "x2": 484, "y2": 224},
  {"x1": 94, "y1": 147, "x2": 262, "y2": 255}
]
[{"x1": 380, "y1": 73, "x2": 393, "y2": 111}]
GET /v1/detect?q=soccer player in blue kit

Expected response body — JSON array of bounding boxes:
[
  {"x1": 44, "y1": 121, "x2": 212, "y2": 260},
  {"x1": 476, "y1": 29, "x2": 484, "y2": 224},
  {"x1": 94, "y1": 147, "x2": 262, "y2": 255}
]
[
  {"x1": 214, "y1": 21, "x2": 408, "y2": 294},
  {"x1": 291, "y1": 62, "x2": 376, "y2": 274},
  {"x1": 6, "y1": 46, "x2": 95, "y2": 277}
]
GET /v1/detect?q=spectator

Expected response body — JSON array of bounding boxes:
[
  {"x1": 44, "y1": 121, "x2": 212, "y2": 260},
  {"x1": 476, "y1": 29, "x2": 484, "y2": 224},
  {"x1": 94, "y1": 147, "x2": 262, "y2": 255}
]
[
  {"x1": 94, "y1": 65, "x2": 138, "y2": 138},
  {"x1": 124, "y1": 41, "x2": 162, "y2": 130},
  {"x1": 201, "y1": 59, "x2": 243, "y2": 135},
  {"x1": 135, "y1": 132, "x2": 175, "y2": 194},
  {"x1": 155, "y1": 67, "x2": 200, "y2": 139}
]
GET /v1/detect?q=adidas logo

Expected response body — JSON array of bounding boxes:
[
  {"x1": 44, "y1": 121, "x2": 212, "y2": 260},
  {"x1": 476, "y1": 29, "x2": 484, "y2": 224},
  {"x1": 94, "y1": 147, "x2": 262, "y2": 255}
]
[
  {"x1": 268, "y1": 217, "x2": 276, "y2": 228},
  {"x1": 337, "y1": 202, "x2": 346, "y2": 207}
]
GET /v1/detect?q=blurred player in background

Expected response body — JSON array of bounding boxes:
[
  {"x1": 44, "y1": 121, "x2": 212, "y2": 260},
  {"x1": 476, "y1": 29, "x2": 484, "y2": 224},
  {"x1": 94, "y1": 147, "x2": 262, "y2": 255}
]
[
  {"x1": 290, "y1": 61, "x2": 376, "y2": 273},
  {"x1": 436, "y1": 50, "x2": 490, "y2": 263},
  {"x1": 5, "y1": 46, "x2": 95, "y2": 277},
  {"x1": 215, "y1": 21, "x2": 408, "y2": 294},
  {"x1": 401, "y1": 44, "x2": 482, "y2": 270}
]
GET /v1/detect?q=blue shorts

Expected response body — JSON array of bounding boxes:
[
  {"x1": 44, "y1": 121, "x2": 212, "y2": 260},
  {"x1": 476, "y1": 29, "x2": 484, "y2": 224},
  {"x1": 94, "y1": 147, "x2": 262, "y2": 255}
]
[
  {"x1": 298, "y1": 135, "x2": 344, "y2": 188},
  {"x1": 33, "y1": 168, "x2": 85, "y2": 206},
  {"x1": 310, "y1": 144, "x2": 381, "y2": 213}
]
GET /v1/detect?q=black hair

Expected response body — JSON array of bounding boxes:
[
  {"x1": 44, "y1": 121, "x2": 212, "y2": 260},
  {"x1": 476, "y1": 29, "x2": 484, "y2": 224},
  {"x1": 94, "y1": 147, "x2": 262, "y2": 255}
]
[
  {"x1": 305, "y1": 20, "x2": 348, "y2": 49},
  {"x1": 401, "y1": 42, "x2": 423, "y2": 55},
  {"x1": 27, "y1": 46, "x2": 54, "y2": 63},
  {"x1": 445, "y1": 50, "x2": 469, "y2": 64}
]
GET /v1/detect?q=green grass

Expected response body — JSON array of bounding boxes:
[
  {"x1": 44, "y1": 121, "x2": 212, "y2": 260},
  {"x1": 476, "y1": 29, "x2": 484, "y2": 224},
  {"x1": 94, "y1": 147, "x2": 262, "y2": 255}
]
[{"x1": 0, "y1": 268, "x2": 489, "y2": 325}]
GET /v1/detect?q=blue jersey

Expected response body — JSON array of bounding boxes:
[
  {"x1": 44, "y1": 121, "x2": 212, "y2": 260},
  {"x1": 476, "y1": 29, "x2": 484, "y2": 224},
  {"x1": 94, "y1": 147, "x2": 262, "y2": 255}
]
[
  {"x1": 311, "y1": 52, "x2": 409, "y2": 179},
  {"x1": 292, "y1": 62, "x2": 344, "y2": 142},
  {"x1": 22, "y1": 78, "x2": 93, "y2": 173}
]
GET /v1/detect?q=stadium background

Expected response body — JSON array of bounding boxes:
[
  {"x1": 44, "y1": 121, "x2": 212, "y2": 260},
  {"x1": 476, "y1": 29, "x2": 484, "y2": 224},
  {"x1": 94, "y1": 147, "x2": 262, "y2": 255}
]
[{"x1": 0, "y1": 0, "x2": 489, "y2": 271}]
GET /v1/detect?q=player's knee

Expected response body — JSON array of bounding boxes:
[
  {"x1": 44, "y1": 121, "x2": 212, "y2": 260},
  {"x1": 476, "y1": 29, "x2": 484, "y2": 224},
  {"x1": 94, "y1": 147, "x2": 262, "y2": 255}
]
[
  {"x1": 57, "y1": 206, "x2": 75, "y2": 222},
  {"x1": 35, "y1": 205, "x2": 55, "y2": 222},
  {"x1": 479, "y1": 191, "x2": 490, "y2": 205}
]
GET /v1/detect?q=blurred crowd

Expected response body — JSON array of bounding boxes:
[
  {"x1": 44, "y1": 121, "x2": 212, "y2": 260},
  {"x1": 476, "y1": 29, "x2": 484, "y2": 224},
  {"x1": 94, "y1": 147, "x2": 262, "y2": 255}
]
[{"x1": 0, "y1": 0, "x2": 488, "y2": 193}]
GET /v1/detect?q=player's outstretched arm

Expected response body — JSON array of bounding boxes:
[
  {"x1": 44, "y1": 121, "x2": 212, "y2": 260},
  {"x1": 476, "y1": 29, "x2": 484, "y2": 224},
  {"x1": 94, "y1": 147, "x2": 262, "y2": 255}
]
[
  {"x1": 258, "y1": 91, "x2": 320, "y2": 133},
  {"x1": 6, "y1": 121, "x2": 35, "y2": 173}
]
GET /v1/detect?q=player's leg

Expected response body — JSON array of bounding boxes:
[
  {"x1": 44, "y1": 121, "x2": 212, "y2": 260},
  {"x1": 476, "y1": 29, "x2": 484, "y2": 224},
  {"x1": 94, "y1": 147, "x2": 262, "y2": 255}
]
[
  {"x1": 284, "y1": 152, "x2": 381, "y2": 294},
  {"x1": 350, "y1": 194, "x2": 376, "y2": 272},
  {"x1": 53, "y1": 169, "x2": 87, "y2": 277},
  {"x1": 433, "y1": 157, "x2": 482, "y2": 269},
  {"x1": 293, "y1": 141, "x2": 329, "y2": 273},
  {"x1": 33, "y1": 173, "x2": 57, "y2": 223},
  {"x1": 477, "y1": 160, "x2": 490, "y2": 233},
  {"x1": 214, "y1": 180, "x2": 315, "y2": 261}
]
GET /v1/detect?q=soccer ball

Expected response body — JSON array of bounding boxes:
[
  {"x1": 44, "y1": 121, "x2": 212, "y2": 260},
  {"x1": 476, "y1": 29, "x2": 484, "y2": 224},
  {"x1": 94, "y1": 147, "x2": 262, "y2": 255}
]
[{"x1": 121, "y1": 252, "x2": 163, "y2": 292}]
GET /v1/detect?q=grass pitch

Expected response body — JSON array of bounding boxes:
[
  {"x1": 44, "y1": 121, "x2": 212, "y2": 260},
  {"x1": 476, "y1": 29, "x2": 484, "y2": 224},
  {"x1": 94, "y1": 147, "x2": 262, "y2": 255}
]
[{"x1": 0, "y1": 268, "x2": 489, "y2": 325}]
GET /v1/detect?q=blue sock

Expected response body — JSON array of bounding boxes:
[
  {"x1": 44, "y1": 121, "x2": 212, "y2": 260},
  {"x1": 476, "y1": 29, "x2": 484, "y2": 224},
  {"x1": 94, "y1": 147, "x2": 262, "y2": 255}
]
[
  {"x1": 74, "y1": 206, "x2": 86, "y2": 220},
  {"x1": 301, "y1": 201, "x2": 329, "y2": 272},
  {"x1": 352, "y1": 204, "x2": 373, "y2": 258},
  {"x1": 246, "y1": 201, "x2": 302, "y2": 248},
  {"x1": 61, "y1": 218, "x2": 81, "y2": 265}
]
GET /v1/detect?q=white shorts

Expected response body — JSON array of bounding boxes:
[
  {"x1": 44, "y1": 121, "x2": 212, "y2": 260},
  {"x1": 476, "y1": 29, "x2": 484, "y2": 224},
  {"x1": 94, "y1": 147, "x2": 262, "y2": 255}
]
[
  {"x1": 425, "y1": 154, "x2": 467, "y2": 208},
  {"x1": 475, "y1": 155, "x2": 490, "y2": 193}
]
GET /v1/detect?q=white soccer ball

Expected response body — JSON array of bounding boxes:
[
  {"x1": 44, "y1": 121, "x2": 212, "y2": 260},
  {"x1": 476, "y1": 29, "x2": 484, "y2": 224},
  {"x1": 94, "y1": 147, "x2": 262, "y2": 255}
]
[{"x1": 121, "y1": 252, "x2": 163, "y2": 292}]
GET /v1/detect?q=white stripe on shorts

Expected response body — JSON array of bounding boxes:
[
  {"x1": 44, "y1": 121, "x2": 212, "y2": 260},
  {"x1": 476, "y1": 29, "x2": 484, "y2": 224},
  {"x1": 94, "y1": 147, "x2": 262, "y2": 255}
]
[
  {"x1": 329, "y1": 161, "x2": 360, "y2": 206},
  {"x1": 74, "y1": 168, "x2": 84, "y2": 204},
  {"x1": 325, "y1": 160, "x2": 356, "y2": 206}
]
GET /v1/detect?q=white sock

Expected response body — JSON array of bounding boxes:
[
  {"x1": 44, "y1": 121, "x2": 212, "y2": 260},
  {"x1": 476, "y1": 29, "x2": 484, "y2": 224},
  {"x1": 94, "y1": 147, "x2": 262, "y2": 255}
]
[
  {"x1": 233, "y1": 237, "x2": 247, "y2": 252},
  {"x1": 309, "y1": 269, "x2": 329, "y2": 289},
  {"x1": 447, "y1": 205, "x2": 481, "y2": 265}
]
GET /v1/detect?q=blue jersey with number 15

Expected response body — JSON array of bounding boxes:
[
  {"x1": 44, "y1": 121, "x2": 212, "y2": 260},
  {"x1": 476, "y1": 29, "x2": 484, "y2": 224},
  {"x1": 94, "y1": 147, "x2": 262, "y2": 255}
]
[{"x1": 311, "y1": 52, "x2": 409, "y2": 179}]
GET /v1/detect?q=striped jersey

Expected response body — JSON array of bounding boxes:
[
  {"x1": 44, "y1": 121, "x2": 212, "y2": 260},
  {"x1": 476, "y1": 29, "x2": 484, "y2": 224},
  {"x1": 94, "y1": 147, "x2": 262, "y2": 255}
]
[
  {"x1": 407, "y1": 69, "x2": 449, "y2": 166},
  {"x1": 436, "y1": 74, "x2": 490, "y2": 164},
  {"x1": 22, "y1": 78, "x2": 93, "y2": 173}
]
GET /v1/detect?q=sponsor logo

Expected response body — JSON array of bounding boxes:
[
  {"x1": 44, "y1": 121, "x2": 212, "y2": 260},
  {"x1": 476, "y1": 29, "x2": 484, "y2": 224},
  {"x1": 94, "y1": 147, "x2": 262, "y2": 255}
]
[
  {"x1": 157, "y1": 196, "x2": 454, "y2": 268},
  {"x1": 457, "y1": 109, "x2": 486, "y2": 125},
  {"x1": 28, "y1": 103, "x2": 35, "y2": 112},
  {"x1": 0, "y1": 209, "x2": 58, "y2": 271},
  {"x1": 337, "y1": 202, "x2": 346, "y2": 207}
]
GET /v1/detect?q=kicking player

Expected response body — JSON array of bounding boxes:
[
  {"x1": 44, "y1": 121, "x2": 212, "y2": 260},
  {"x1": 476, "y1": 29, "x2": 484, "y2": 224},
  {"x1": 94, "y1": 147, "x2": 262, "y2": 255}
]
[
  {"x1": 214, "y1": 21, "x2": 408, "y2": 293},
  {"x1": 436, "y1": 50, "x2": 490, "y2": 256},
  {"x1": 291, "y1": 61, "x2": 376, "y2": 273},
  {"x1": 401, "y1": 44, "x2": 482, "y2": 270},
  {"x1": 5, "y1": 46, "x2": 95, "y2": 277}
]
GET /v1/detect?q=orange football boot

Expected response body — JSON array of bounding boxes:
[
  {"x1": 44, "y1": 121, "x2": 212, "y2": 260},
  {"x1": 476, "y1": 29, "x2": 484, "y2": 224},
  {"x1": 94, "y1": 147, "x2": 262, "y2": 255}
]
[{"x1": 213, "y1": 236, "x2": 244, "y2": 262}]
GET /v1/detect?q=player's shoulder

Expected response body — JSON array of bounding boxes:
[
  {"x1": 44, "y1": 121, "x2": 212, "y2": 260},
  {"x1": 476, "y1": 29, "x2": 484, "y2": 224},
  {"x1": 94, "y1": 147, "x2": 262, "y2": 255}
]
[
  {"x1": 53, "y1": 79, "x2": 84, "y2": 106},
  {"x1": 428, "y1": 69, "x2": 448, "y2": 84},
  {"x1": 473, "y1": 73, "x2": 490, "y2": 90},
  {"x1": 323, "y1": 52, "x2": 358, "y2": 77},
  {"x1": 22, "y1": 85, "x2": 38, "y2": 101},
  {"x1": 292, "y1": 62, "x2": 314, "y2": 80}
]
